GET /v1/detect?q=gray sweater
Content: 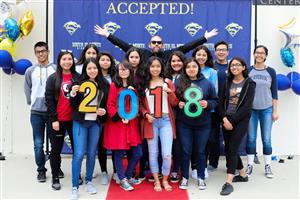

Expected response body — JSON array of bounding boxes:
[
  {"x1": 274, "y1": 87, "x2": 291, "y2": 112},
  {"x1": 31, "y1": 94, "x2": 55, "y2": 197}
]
[{"x1": 24, "y1": 62, "x2": 56, "y2": 114}]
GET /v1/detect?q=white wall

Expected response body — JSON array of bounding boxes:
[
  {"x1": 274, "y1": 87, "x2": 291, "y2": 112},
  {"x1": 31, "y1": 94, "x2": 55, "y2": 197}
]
[{"x1": 0, "y1": 1, "x2": 299, "y2": 155}]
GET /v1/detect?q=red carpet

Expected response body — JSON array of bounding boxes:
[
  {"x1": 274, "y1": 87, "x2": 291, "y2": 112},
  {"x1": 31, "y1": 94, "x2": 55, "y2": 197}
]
[{"x1": 106, "y1": 160, "x2": 189, "y2": 200}]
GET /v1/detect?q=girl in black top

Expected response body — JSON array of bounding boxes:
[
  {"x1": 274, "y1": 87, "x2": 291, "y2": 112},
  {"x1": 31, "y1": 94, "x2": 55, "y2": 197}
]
[{"x1": 219, "y1": 57, "x2": 256, "y2": 196}]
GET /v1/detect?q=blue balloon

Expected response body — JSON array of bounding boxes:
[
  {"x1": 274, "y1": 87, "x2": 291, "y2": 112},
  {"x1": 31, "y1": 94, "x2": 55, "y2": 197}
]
[
  {"x1": 291, "y1": 79, "x2": 300, "y2": 95},
  {"x1": 277, "y1": 74, "x2": 290, "y2": 91},
  {"x1": 287, "y1": 71, "x2": 300, "y2": 83},
  {"x1": 2, "y1": 67, "x2": 15, "y2": 75},
  {"x1": 0, "y1": 50, "x2": 13, "y2": 69},
  {"x1": 280, "y1": 48, "x2": 295, "y2": 68},
  {"x1": 13, "y1": 59, "x2": 32, "y2": 75},
  {"x1": 4, "y1": 18, "x2": 20, "y2": 41}
]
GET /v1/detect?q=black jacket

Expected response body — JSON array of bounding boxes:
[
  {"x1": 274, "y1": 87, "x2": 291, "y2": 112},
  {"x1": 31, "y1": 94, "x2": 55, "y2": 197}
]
[
  {"x1": 107, "y1": 33, "x2": 207, "y2": 64},
  {"x1": 219, "y1": 77, "x2": 256, "y2": 126},
  {"x1": 69, "y1": 78, "x2": 109, "y2": 124},
  {"x1": 45, "y1": 72, "x2": 81, "y2": 123}
]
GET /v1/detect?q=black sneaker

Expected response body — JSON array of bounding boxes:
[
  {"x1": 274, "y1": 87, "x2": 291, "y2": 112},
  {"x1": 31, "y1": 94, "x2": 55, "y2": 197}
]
[
  {"x1": 170, "y1": 172, "x2": 179, "y2": 183},
  {"x1": 232, "y1": 175, "x2": 248, "y2": 182},
  {"x1": 138, "y1": 173, "x2": 146, "y2": 181},
  {"x1": 58, "y1": 169, "x2": 64, "y2": 179},
  {"x1": 148, "y1": 174, "x2": 162, "y2": 182},
  {"x1": 220, "y1": 182, "x2": 234, "y2": 196},
  {"x1": 52, "y1": 177, "x2": 61, "y2": 190},
  {"x1": 79, "y1": 175, "x2": 83, "y2": 185},
  {"x1": 37, "y1": 171, "x2": 46, "y2": 182}
]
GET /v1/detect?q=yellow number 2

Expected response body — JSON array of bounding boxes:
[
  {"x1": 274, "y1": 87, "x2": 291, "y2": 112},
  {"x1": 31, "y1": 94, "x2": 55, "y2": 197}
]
[{"x1": 78, "y1": 81, "x2": 98, "y2": 113}]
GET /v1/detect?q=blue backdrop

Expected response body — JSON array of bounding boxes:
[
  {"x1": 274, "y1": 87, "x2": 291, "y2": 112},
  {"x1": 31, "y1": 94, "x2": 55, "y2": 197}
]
[{"x1": 54, "y1": 0, "x2": 252, "y2": 154}]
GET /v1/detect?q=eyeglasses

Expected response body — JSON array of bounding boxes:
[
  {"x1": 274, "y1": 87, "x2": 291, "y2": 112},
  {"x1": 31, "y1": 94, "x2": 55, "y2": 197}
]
[
  {"x1": 119, "y1": 68, "x2": 129, "y2": 72},
  {"x1": 215, "y1": 48, "x2": 228, "y2": 52},
  {"x1": 254, "y1": 52, "x2": 266, "y2": 55},
  {"x1": 150, "y1": 41, "x2": 163, "y2": 45},
  {"x1": 230, "y1": 63, "x2": 243, "y2": 68},
  {"x1": 60, "y1": 49, "x2": 73, "y2": 53},
  {"x1": 35, "y1": 49, "x2": 48, "y2": 54}
]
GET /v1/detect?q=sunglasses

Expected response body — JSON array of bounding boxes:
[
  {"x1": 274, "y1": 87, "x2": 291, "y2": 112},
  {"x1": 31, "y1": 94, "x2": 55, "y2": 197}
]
[
  {"x1": 151, "y1": 41, "x2": 163, "y2": 45},
  {"x1": 60, "y1": 49, "x2": 73, "y2": 53}
]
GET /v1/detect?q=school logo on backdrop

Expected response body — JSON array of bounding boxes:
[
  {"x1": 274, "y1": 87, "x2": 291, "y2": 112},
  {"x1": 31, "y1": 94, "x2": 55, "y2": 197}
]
[
  {"x1": 103, "y1": 21, "x2": 121, "y2": 35},
  {"x1": 225, "y1": 22, "x2": 243, "y2": 37},
  {"x1": 185, "y1": 22, "x2": 202, "y2": 37},
  {"x1": 63, "y1": 21, "x2": 81, "y2": 35},
  {"x1": 145, "y1": 22, "x2": 162, "y2": 36}
]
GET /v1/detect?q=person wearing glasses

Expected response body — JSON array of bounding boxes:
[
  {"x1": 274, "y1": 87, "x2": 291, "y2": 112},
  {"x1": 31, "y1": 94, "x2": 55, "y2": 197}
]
[
  {"x1": 218, "y1": 57, "x2": 255, "y2": 196},
  {"x1": 246, "y1": 45, "x2": 278, "y2": 179},
  {"x1": 24, "y1": 41, "x2": 56, "y2": 183},
  {"x1": 94, "y1": 24, "x2": 218, "y2": 64}
]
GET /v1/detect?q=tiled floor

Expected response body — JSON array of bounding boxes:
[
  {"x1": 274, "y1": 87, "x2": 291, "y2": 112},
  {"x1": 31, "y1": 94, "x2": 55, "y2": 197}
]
[{"x1": 1, "y1": 154, "x2": 299, "y2": 199}]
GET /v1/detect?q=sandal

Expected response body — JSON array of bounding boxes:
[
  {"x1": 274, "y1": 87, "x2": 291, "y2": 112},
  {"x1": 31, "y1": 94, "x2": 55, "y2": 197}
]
[
  {"x1": 162, "y1": 181, "x2": 172, "y2": 192},
  {"x1": 154, "y1": 181, "x2": 162, "y2": 192}
]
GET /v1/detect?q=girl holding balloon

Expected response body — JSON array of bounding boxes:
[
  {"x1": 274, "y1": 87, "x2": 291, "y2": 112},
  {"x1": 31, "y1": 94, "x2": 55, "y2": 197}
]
[
  {"x1": 103, "y1": 61, "x2": 142, "y2": 191},
  {"x1": 69, "y1": 57, "x2": 109, "y2": 199},
  {"x1": 139, "y1": 56, "x2": 178, "y2": 192},
  {"x1": 175, "y1": 58, "x2": 218, "y2": 191}
]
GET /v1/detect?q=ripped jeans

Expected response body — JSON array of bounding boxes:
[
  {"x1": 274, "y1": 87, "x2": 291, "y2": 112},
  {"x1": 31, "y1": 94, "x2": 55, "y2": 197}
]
[{"x1": 147, "y1": 115, "x2": 173, "y2": 176}]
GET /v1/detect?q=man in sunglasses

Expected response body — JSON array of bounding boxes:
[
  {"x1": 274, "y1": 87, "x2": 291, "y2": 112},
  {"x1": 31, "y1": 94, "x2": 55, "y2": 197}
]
[{"x1": 95, "y1": 24, "x2": 218, "y2": 64}]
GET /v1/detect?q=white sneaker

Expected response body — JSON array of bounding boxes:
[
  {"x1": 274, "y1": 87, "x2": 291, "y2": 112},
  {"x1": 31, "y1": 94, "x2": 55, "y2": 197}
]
[
  {"x1": 100, "y1": 172, "x2": 109, "y2": 185},
  {"x1": 198, "y1": 178, "x2": 206, "y2": 190},
  {"x1": 191, "y1": 169, "x2": 197, "y2": 180},
  {"x1": 113, "y1": 173, "x2": 120, "y2": 184},
  {"x1": 92, "y1": 172, "x2": 97, "y2": 179},
  {"x1": 179, "y1": 177, "x2": 189, "y2": 190},
  {"x1": 85, "y1": 182, "x2": 97, "y2": 194},
  {"x1": 205, "y1": 168, "x2": 209, "y2": 179},
  {"x1": 69, "y1": 187, "x2": 79, "y2": 200}
]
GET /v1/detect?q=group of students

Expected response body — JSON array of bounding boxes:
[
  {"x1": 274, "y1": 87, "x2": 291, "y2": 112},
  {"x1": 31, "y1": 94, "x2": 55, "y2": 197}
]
[{"x1": 24, "y1": 26, "x2": 278, "y2": 199}]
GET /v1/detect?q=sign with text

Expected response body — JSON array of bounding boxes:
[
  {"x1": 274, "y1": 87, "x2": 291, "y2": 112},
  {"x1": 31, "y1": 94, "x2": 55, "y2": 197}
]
[{"x1": 54, "y1": 0, "x2": 252, "y2": 64}]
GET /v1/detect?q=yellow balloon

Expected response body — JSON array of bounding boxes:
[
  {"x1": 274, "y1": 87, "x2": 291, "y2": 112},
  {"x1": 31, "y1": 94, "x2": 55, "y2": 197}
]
[
  {"x1": 0, "y1": 38, "x2": 16, "y2": 57},
  {"x1": 19, "y1": 10, "x2": 34, "y2": 37}
]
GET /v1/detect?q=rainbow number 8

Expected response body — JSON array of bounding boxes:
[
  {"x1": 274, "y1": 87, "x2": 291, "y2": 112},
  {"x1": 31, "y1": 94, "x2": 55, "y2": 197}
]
[
  {"x1": 118, "y1": 89, "x2": 138, "y2": 120},
  {"x1": 79, "y1": 81, "x2": 98, "y2": 113},
  {"x1": 183, "y1": 86, "x2": 203, "y2": 117}
]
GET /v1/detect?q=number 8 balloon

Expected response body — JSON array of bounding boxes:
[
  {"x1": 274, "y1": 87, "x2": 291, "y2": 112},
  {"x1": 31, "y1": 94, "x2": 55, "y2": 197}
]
[{"x1": 183, "y1": 86, "x2": 203, "y2": 117}]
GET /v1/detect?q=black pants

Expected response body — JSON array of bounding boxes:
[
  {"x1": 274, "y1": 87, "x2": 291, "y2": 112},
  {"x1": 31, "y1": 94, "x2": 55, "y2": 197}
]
[
  {"x1": 97, "y1": 127, "x2": 116, "y2": 173},
  {"x1": 223, "y1": 120, "x2": 248, "y2": 175},
  {"x1": 205, "y1": 112, "x2": 221, "y2": 168},
  {"x1": 49, "y1": 121, "x2": 73, "y2": 178}
]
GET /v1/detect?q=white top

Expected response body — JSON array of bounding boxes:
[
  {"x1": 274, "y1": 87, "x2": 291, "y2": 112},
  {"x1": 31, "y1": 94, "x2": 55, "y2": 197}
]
[{"x1": 145, "y1": 83, "x2": 169, "y2": 116}]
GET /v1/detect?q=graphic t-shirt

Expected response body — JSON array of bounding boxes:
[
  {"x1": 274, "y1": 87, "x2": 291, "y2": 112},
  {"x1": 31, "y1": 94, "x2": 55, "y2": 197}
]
[
  {"x1": 226, "y1": 80, "x2": 245, "y2": 116},
  {"x1": 57, "y1": 73, "x2": 73, "y2": 121}
]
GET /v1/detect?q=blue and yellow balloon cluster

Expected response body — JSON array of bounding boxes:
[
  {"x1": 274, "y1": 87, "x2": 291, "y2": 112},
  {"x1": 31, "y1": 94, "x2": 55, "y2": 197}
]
[{"x1": 0, "y1": 2, "x2": 34, "y2": 75}]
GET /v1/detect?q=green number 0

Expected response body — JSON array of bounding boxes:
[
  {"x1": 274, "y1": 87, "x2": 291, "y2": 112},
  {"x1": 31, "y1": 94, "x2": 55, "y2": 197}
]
[{"x1": 183, "y1": 86, "x2": 203, "y2": 117}]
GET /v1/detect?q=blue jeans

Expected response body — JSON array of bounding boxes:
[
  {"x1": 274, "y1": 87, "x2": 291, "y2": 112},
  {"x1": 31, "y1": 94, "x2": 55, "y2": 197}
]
[
  {"x1": 114, "y1": 145, "x2": 142, "y2": 180},
  {"x1": 147, "y1": 115, "x2": 173, "y2": 176},
  {"x1": 72, "y1": 121, "x2": 102, "y2": 188},
  {"x1": 177, "y1": 122, "x2": 210, "y2": 180},
  {"x1": 30, "y1": 113, "x2": 51, "y2": 172},
  {"x1": 247, "y1": 107, "x2": 273, "y2": 155}
]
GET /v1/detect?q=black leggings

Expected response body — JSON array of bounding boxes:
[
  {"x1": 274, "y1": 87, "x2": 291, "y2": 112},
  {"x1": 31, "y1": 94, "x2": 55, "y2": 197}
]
[
  {"x1": 223, "y1": 120, "x2": 248, "y2": 175},
  {"x1": 49, "y1": 120, "x2": 73, "y2": 177},
  {"x1": 97, "y1": 127, "x2": 116, "y2": 173}
]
